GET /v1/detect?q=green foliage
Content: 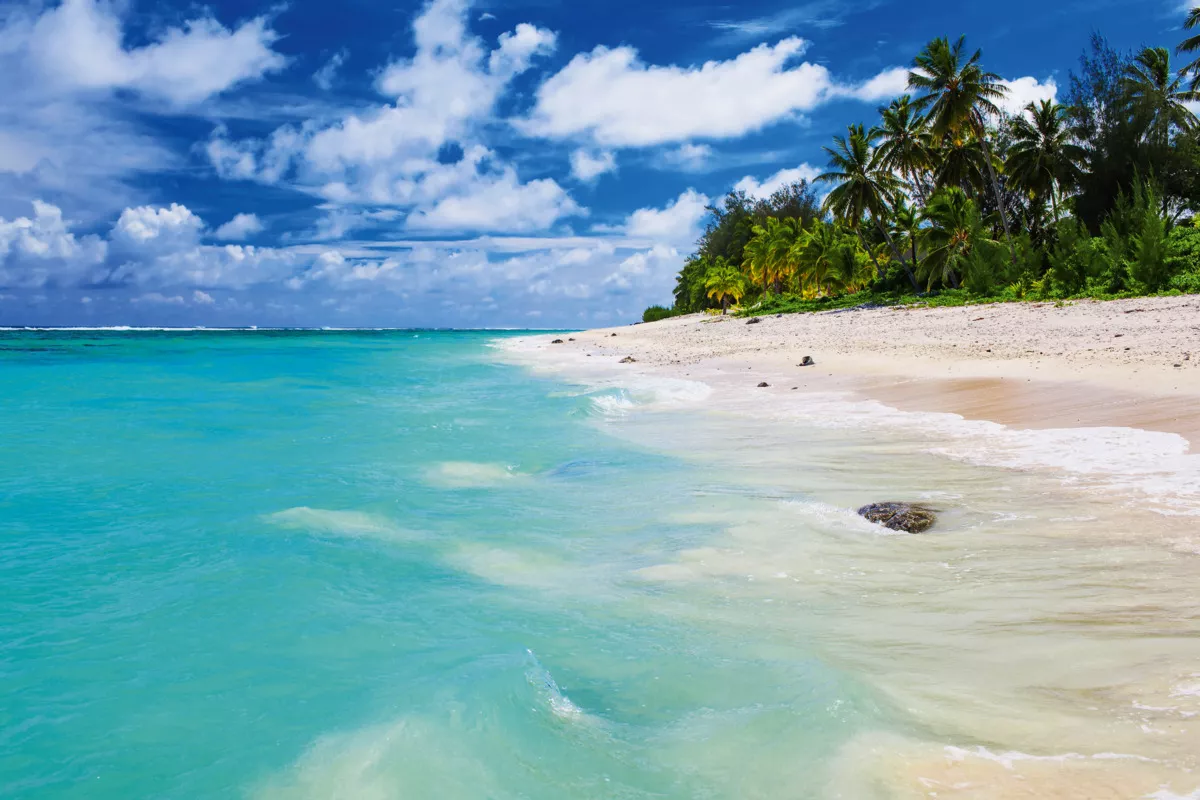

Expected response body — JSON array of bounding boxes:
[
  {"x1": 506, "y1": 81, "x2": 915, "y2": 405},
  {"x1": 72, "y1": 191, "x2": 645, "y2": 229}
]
[
  {"x1": 648, "y1": 22, "x2": 1200, "y2": 320},
  {"x1": 1046, "y1": 219, "x2": 1112, "y2": 295},
  {"x1": 1167, "y1": 221, "x2": 1200, "y2": 292},
  {"x1": 642, "y1": 305, "x2": 679, "y2": 323}
]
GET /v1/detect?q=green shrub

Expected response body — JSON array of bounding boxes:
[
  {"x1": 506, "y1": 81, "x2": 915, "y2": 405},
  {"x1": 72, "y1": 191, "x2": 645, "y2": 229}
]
[{"x1": 642, "y1": 305, "x2": 679, "y2": 323}]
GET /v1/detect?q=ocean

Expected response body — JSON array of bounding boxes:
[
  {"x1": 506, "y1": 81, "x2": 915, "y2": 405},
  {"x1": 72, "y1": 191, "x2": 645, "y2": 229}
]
[{"x1": 2, "y1": 329, "x2": 1198, "y2": 799}]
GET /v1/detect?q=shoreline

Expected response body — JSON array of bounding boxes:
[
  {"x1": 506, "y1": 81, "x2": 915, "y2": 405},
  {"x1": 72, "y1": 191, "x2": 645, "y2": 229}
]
[{"x1": 528, "y1": 295, "x2": 1200, "y2": 449}]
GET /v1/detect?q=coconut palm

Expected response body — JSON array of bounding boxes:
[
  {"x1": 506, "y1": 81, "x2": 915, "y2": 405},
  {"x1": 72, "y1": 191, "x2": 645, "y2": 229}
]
[
  {"x1": 703, "y1": 259, "x2": 746, "y2": 314},
  {"x1": 1178, "y1": 7, "x2": 1200, "y2": 86},
  {"x1": 920, "y1": 187, "x2": 999, "y2": 290},
  {"x1": 890, "y1": 199, "x2": 923, "y2": 274},
  {"x1": 741, "y1": 229, "x2": 771, "y2": 291},
  {"x1": 875, "y1": 94, "x2": 936, "y2": 204},
  {"x1": 908, "y1": 36, "x2": 1016, "y2": 265},
  {"x1": 1006, "y1": 100, "x2": 1087, "y2": 222},
  {"x1": 746, "y1": 217, "x2": 799, "y2": 293},
  {"x1": 817, "y1": 124, "x2": 916, "y2": 287},
  {"x1": 1121, "y1": 47, "x2": 1199, "y2": 147}
]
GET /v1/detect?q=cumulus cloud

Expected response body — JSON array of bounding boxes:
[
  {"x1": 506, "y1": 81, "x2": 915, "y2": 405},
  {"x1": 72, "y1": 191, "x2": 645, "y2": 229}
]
[
  {"x1": 406, "y1": 169, "x2": 584, "y2": 233},
  {"x1": 521, "y1": 38, "x2": 833, "y2": 146},
  {"x1": 845, "y1": 67, "x2": 909, "y2": 102},
  {"x1": 520, "y1": 40, "x2": 913, "y2": 147},
  {"x1": 26, "y1": 0, "x2": 285, "y2": 105},
  {"x1": 623, "y1": 189, "x2": 710, "y2": 247},
  {"x1": 214, "y1": 213, "x2": 265, "y2": 241},
  {"x1": 207, "y1": 0, "x2": 574, "y2": 235},
  {"x1": 734, "y1": 164, "x2": 821, "y2": 198},
  {"x1": 111, "y1": 204, "x2": 204, "y2": 251},
  {"x1": 998, "y1": 77, "x2": 1059, "y2": 115},
  {"x1": 570, "y1": 149, "x2": 617, "y2": 181},
  {"x1": 0, "y1": 200, "x2": 107, "y2": 287}
]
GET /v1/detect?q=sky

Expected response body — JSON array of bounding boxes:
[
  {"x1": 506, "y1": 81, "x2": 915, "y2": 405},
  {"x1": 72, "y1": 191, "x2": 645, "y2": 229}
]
[{"x1": 0, "y1": 0, "x2": 1185, "y2": 327}]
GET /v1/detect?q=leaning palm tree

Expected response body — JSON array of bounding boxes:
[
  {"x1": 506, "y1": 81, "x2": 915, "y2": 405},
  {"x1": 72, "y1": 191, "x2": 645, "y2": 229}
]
[
  {"x1": 1006, "y1": 100, "x2": 1087, "y2": 223},
  {"x1": 1121, "y1": 47, "x2": 1200, "y2": 148},
  {"x1": 908, "y1": 36, "x2": 1016, "y2": 265},
  {"x1": 703, "y1": 260, "x2": 746, "y2": 314},
  {"x1": 875, "y1": 94, "x2": 936, "y2": 204},
  {"x1": 1178, "y1": 7, "x2": 1200, "y2": 87},
  {"x1": 817, "y1": 124, "x2": 917, "y2": 288}
]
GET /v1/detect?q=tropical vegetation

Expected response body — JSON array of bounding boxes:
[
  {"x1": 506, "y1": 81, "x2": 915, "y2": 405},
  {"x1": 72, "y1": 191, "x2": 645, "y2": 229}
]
[{"x1": 656, "y1": 21, "x2": 1200, "y2": 320}]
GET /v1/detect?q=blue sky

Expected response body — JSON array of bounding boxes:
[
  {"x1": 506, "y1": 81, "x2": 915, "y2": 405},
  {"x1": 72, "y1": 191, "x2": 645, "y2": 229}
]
[{"x1": 0, "y1": 0, "x2": 1182, "y2": 327}]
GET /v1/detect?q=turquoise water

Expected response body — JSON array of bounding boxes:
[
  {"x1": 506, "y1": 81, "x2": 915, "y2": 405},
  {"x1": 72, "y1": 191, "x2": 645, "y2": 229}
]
[{"x1": 0, "y1": 331, "x2": 885, "y2": 799}]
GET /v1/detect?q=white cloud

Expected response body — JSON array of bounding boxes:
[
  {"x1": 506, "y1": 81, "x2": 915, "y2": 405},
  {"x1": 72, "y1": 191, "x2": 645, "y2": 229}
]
[
  {"x1": 845, "y1": 67, "x2": 909, "y2": 102},
  {"x1": 206, "y1": 0, "x2": 573, "y2": 236},
  {"x1": 660, "y1": 143, "x2": 713, "y2": 171},
  {"x1": 0, "y1": 200, "x2": 107, "y2": 286},
  {"x1": 193, "y1": 290, "x2": 215, "y2": 305},
  {"x1": 111, "y1": 204, "x2": 204, "y2": 251},
  {"x1": 734, "y1": 164, "x2": 821, "y2": 198},
  {"x1": 26, "y1": 0, "x2": 285, "y2": 105},
  {"x1": 313, "y1": 50, "x2": 347, "y2": 91},
  {"x1": 623, "y1": 189, "x2": 709, "y2": 247},
  {"x1": 406, "y1": 169, "x2": 584, "y2": 233},
  {"x1": 998, "y1": 77, "x2": 1059, "y2": 115},
  {"x1": 132, "y1": 292, "x2": 185, "y2": 305},
  {"x1": 570, "y1": 149, "x2": 617, "y2": 181},
  {"x1": 214, "y1": 213, "x2": 265, "y2": 241},
  {"x1": 521, "y1": 38, "x2": 836, "y2": 146}
]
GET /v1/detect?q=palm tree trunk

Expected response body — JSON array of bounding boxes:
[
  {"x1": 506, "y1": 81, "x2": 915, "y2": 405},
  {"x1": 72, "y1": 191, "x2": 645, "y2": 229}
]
[
  {"x1": 722, "y1": 296, "x2": 729, "y2": 314},
  {"x1": 872, "y1": 214, "x2": 920, "y2": 291},
  {"x1": 976, "y1": 125, "x2": 1018, "y2": 268}
]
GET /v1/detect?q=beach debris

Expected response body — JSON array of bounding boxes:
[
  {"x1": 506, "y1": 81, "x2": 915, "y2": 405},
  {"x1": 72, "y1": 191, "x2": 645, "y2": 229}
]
[
  {"x1": 798, "y1": 356, "x2": 815, "y2": 367},
  {"x1": 551, "y1": 339, "x2": 564, "y2": 344},
  {"x1": 569, "y1": 338, "x2": 576, "y2": 341},
  {"x1": 619, "y1": 356, "x2": 637, "y2": 363},
  {"x1": 972, "y1": 317, "x2": 985, "y2": 322},
  {"x1": 746, "y1": 318, "x2": 762, "y2": 325},
  {"x1": 611, "y1": 333, "x2": 618, "y2": 336},
  {"x1": 857, "y1": 502, "x2": 937, "y2": 534},
  {"x1": 757, "y1": 382, "x2": 769, "y2": 387}
]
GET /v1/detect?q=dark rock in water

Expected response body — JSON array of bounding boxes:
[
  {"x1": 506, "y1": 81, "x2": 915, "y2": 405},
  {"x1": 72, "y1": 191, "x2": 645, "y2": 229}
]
[
  {"x1": 619, "y1": 356, "x2": 637, "y2": 363},
  {"x1": 551, "y1": 339, "x2": 564, "y2": 344},
  {"x1": 798, "y1": 356, "x2": 815, "y2": 367},
  {"x1": 746, "y1": 318, "x2": 762, "y2": 325},
  {"x1": 568, "y1": 338, "x2": 576, "y2": 341},
  {"x1": 857, "y1": 502, "x2": 937, "y2": 533},
  {"x1": 757, "y1": 381, "x2": 769, "y2": 387}
]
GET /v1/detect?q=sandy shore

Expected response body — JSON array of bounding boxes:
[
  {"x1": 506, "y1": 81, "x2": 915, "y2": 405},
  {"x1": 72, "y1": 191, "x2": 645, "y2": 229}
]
[{"x1": 538, "y1": 295, "x2": 1200, "y2": 447}]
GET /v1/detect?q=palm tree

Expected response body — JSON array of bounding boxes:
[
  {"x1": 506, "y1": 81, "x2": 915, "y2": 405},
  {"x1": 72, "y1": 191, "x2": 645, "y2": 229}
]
[
  {"x1": 920, "y1": 187, "x2": 999, "y2": 290},
  {"x1": 745, "y1": 217, "x2": 799, "y2": 293},
  {"x1": 703, "y1": 260, "x2": 746, "y2": 314},
  {"x1": 890, "y1": 199, "x2": 923, "y2": 275},
  {"x1": 1121, "y1": 47, "x2": 1199, "y2": 148},
  {"x1": 933, "y1": 131, "x2": 989, "y2": 196},
  {"x1": 908, "y1": 36, "x2": 1017, "y2": 265},
  {"x1": 1006, "y1": 100, "x2": 1087, "y2": 222},
  {"x1": 1178, "y1": 7, "x2": 1200, "y2": 86},
  {"x1": 818, "y1": 124, "x2": 917, "y2": 288},
  {"x1": 789, "y1": 224, "x2": 835, "y2": 295},
  {"x1": 741, "y1": 230, "x2": 771, "y2": 291},
  {"x1": 875, "y1": 95, "x2": 935, "y2": 204}
]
